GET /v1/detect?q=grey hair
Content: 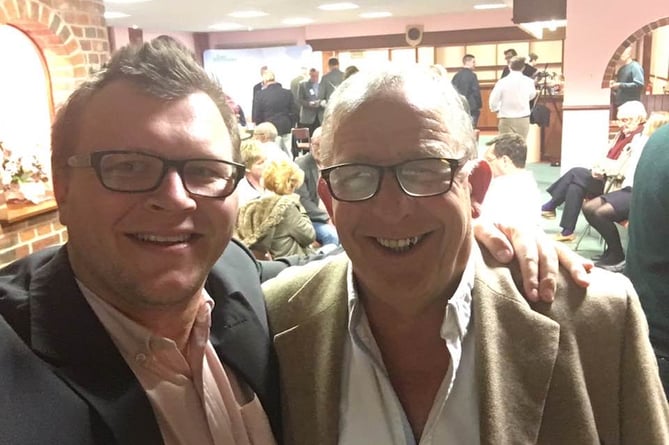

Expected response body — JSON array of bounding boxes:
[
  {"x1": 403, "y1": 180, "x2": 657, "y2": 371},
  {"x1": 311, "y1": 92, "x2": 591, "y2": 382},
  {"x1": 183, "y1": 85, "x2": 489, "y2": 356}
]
[
  {"x1": 319, "y1": 64, "x2": 477, "y2": 169},
  {"x1": 51, "y1": 36, "x2": 241, "y2": 177},
  {"x1": 616, "y1": 100, "x2": 647, "y2": 121}
]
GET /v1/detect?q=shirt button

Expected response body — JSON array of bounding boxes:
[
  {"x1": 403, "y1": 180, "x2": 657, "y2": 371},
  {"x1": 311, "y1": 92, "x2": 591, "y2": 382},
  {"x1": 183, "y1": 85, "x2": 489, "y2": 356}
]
[{"x1": 135, "y1": 353, "x2": 147, "y2": 363}]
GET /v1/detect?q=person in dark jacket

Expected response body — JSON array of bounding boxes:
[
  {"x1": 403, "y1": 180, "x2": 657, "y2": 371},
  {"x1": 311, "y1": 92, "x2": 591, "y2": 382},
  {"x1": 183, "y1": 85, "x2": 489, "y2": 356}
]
[
  {"x1": 0, "y1": 36, "x2": 282, "y2": 445},
  {"x1": 451, "y1": 54, "x2": 482, "y2": 127},
  {"x1": 253, "y1": 70, "x2": 299, "y2": 158}
]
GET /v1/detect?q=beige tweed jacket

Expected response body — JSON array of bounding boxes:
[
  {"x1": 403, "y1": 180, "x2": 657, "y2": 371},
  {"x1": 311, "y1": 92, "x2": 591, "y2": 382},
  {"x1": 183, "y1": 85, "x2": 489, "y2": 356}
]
[{"x1": 264, "y1": 248, "x2": 669, "y2": 445}]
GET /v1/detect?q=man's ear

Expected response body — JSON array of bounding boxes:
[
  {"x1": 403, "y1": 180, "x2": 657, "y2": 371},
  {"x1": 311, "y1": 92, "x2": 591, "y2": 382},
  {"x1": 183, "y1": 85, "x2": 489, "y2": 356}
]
[
  {"x1": 52, "y1": 172, "x2": 71, "y2": 226},
  {"x1": 469, "y1": 160, "x2": 492, "y2": 218},
  {"x1": 317, "y1": 177, "x2": 335, "y2": 222}
]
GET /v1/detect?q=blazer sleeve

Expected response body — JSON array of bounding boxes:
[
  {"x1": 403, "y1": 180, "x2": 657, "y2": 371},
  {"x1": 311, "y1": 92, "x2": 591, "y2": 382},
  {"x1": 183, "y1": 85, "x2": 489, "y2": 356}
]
[{"x1": 620, "y1": 283, "x2": 669, "y2": 443}]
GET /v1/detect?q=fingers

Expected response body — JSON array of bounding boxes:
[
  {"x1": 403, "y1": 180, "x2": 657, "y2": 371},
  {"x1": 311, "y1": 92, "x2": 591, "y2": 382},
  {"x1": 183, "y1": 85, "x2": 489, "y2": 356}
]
[
  {"x1": 504, "y1": 224, "x2": 542, "y2": 303},
  {"x1": 555, "y1": 242, "x2": 593, "y2": 287},
  {"x1": 472, "y1": 218, "x2": 513, "y2": 263},
  {"x1": 473, "y1": 219, "x2": 592, "y2": 304},
  {"x1": 535, "y1": 232, "x2": 559, "y2": 303}
]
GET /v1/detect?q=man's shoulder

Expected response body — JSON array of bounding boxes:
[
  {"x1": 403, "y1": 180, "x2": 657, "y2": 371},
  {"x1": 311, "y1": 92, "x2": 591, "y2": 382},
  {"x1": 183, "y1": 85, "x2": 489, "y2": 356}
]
[
  {"x1": 263, "y1": 253, "x2": 348, "y2": 328},
  {"x1": 477, "y1": 250, "x2": 635, "y2": 326}
]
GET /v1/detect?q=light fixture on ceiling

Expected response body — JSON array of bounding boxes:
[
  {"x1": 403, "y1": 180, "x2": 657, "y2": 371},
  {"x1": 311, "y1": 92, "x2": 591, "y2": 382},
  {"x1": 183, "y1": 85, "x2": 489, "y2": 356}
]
[
  {"x1": 228, "y1": 10, "x2": 268, "y2": 19},
  {"x1": 360, "y1": 11, "x2": 392, "y2": 19},
  {"x1": 282, "y1": 17, "x2": 314, "y2": 26},
  {"x1": 208, "y1": 22, "x2": 245, "y2": 31},
  {"x1": 318, "y1": 2, "x2": 359, "y2": 11},
  {"x1": 104, "y1": 11, "x2": 130, "y2": 19},
  {"x1": 473, "y1": 3, "x2": 507, "y2": 10}
]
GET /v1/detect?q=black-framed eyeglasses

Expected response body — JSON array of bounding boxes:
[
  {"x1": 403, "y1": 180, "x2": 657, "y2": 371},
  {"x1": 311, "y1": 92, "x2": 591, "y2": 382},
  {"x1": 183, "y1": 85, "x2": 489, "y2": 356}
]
[
  {"x1": 67, "y1": 150, "x2": 245, "y2": 199},
  {"x1": 320, "y1": 157, "x2": 466, "y2": 202}
]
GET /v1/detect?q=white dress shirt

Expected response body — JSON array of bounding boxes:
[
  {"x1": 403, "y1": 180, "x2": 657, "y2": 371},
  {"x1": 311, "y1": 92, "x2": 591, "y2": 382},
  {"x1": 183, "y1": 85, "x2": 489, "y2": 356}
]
[
  {"x1": 489, "y1": 71, "x2": 537, "y2": 118},
  {"x1": 481, "y1": 170, "x2": 542, "y2": 227},
  {"x1": 339, "y1": 244, "x2": 481, "y2": 445}
]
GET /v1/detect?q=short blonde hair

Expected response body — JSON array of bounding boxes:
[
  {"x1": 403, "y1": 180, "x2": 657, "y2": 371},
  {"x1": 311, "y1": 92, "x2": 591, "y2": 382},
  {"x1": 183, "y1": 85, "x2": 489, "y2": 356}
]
[
  {"x1": 240, "y1": 139, "x2": 266, "y2": 169},
  {"x1": 263, "y1": 160, "x2": 304, "y2": 195}
]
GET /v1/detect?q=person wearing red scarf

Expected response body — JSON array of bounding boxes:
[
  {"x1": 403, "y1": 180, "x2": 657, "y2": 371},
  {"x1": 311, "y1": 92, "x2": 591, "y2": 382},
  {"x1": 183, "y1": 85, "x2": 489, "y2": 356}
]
[{"x1": 541, "y1": 101, "x2": 647, "y2": 242}]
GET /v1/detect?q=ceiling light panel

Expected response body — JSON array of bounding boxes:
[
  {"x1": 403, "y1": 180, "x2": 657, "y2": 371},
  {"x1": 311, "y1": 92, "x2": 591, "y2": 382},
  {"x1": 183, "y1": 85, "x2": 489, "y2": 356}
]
[
  {"x1": 318, "y1": 2, "x2": 359, "y2": 11},
  {"x1": 474, "y1": 3, "x2": 508, "y2": 9}
]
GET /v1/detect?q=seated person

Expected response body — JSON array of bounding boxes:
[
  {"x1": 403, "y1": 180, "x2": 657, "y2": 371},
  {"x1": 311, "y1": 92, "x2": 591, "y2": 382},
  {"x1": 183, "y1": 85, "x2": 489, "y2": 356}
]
[
  {"x1": 583, "y1": 111, "x2": 669, "y2": 270},
  {"x1": 294, "y1": 127, "x2": 340, "y2": 247},
  {"x1": 253, "y1": 122, "x2": 290, "y2": 163},
  {"x1": 481, "y1": 133, "x2": 541, "y2": 226},
  {"x1": 236, "y1": 139, "x2": 267, "y2": 207},
  {"x1": 236, "y1": 160, "x2": 315, "y2": 258},
  {"x1": 541, "y1": 101, "x2": 647, "y2": 241}
]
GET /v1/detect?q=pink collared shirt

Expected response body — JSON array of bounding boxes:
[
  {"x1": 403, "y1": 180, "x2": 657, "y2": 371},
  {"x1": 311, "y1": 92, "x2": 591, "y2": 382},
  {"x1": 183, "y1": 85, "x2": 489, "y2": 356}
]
[{"x1": 81, "y1": 283, "x2": 276, "y2": 445}]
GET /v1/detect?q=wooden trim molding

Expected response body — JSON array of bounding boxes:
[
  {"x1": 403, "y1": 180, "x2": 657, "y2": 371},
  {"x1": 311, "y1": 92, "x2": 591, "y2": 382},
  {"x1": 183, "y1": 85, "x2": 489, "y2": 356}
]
[
  {"x1": 307, "y1": 26, "x2": 561, "y2": 52},
  {"x1": 1, "y1": 199, "x2": 58, "y2": 225}
]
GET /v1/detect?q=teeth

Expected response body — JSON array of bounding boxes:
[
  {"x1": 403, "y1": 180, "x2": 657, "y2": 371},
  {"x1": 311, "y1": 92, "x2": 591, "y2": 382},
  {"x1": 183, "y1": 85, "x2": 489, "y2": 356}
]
[
  {"x1": 376, "y1": 236, "x2": 421, "y2": 252},
  {"x1": 133, "y1": 233, "x2": 192, "y2": 243}
]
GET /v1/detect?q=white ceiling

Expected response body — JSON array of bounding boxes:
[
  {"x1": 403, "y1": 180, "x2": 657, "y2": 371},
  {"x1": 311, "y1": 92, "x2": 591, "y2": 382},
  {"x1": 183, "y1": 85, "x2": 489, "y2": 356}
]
[{"x1": 102, "y1": 0, "x2": 513, "y2": 33}]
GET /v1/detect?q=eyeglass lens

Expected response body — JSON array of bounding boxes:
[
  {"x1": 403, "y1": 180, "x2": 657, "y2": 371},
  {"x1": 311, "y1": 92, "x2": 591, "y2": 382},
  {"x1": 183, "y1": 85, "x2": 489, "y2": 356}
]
[
  {"x1": 97, "y1": 152, "x2": 240, "y2": 197},
  {"x1": 326, "y1": 158, "x2": 456, "y2": 201}
]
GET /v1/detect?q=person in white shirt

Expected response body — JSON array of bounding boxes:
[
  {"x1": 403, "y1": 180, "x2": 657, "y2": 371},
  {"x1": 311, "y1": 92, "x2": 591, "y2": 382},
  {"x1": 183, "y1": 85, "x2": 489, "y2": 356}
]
[
  {"x1": 262, "y1": 65, "x2": 668, "y2": 445},
  {"x1": 489, "y1": 56, "x2": 537, "y2": 141},
  {"x1": 481, "y1": 133, "x2": 541, "y2": 227}
]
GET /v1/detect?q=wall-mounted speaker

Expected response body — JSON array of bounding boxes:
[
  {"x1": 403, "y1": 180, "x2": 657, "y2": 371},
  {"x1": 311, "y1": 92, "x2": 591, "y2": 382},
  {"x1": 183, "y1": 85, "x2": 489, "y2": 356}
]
[{"x1": 405, "y1": 25, "x2": 424, "y2": 47}]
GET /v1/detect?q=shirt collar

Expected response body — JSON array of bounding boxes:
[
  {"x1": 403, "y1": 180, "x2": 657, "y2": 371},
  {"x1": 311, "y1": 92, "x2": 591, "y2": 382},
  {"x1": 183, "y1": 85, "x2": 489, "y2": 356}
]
[
  {"x1": 79, "y1": 280, "x2": 214, "y2": 363},
  {"x1": 346, "y1": 242, "x2": 478, "y2": 339}
]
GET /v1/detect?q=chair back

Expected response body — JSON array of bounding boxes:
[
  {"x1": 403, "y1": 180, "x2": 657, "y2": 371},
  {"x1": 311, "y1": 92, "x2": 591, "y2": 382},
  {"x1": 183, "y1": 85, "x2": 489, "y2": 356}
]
[{"x1": 292, "y1": 127, "x2": 311, "y2": 154}]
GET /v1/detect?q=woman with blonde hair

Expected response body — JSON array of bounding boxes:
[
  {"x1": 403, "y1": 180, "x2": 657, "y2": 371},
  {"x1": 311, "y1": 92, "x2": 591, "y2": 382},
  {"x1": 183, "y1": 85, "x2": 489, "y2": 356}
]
[{"x1": 236, "y1": 160, "x2": 315, "y2": 258}]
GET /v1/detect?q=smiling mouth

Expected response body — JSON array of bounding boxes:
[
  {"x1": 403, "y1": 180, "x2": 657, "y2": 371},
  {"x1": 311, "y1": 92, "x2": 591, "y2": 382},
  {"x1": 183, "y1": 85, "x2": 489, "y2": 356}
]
[
  {"x1": 375, "y1": 235, "x2": 424, "y2": 253},
  {"x1": 129, "y1": 233, "x2": 198, "y2": 246}
]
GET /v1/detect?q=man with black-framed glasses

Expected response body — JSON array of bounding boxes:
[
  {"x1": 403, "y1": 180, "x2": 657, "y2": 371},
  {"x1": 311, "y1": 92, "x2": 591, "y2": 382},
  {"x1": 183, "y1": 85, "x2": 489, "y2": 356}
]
[
  {"x1": 0, "y1": 36, "x2": 280, "y2": 445},
  {"x1": 264, "y1": 65, "x2": 668, "y2": 444}
]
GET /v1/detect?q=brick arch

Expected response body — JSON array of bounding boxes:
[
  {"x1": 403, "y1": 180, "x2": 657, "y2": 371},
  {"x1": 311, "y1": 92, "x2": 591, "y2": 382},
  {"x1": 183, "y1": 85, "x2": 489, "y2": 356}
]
[
  {"x1": 0, "y1": 0, "x2": 85, "y2": 108},
  {"x1": 601, "y1": 16, "x2": 669, "y2": 88}
]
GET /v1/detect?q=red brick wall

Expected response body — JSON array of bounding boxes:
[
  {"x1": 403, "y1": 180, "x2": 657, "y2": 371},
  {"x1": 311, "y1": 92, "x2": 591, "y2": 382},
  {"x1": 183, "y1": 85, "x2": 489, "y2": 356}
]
[
  {"x1": 0, "y1": 211, "x2": 67, "y2": 266},
  {"x1": 0, "y1": 0, "x2": 110, "y2": 266}
]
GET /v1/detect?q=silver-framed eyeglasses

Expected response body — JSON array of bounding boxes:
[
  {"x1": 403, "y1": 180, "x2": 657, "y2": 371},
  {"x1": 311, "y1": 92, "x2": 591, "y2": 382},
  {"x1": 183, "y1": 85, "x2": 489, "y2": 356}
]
[
  {"x1": 67, "y1": 150, "x2": 245, "y2": 199},
  {"x1": 320, "y1": 157, "x2": 466, "y2": 202}
]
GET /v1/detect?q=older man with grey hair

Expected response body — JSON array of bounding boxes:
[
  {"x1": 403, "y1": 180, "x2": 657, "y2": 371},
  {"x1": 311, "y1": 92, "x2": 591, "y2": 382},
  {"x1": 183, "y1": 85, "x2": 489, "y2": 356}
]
[{"x1": 264, "y1": 65, "x2": 668, "y2": 444}]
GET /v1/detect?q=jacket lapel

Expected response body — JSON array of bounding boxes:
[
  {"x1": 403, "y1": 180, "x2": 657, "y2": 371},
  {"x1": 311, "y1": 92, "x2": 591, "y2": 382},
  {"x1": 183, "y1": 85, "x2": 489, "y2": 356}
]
[
  {"x1": 474, "y1": 251, "x2": 560, "y2": 445},
  {"x1": 272, "y1": 258, "x2": 348, "y2": 445},
  {"x1": 29, "y1": 247, "x2": 162, "y2": 444}
]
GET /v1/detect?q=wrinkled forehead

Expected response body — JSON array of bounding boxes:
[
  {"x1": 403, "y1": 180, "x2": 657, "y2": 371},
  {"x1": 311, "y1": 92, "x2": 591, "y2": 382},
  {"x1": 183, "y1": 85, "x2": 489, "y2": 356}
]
[{"x1": 335, "y1": 93, "x2": 464, "y2": 159}]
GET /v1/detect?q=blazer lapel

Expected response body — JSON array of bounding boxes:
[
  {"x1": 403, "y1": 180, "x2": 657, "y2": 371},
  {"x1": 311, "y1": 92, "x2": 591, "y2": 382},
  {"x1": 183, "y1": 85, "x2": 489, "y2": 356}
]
[
  {"x1": 205, "y1": 246, "x2": 283, "y2": 438},
  {"x1": 272, "y1": 258, "x2": 348, "y2": 445},
  {"x1": 29, "y1": 247, "x2": 162, "y2": 444},
  {"x1": 473, "y1": 251, "x2": 560, "y2": 445}
]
